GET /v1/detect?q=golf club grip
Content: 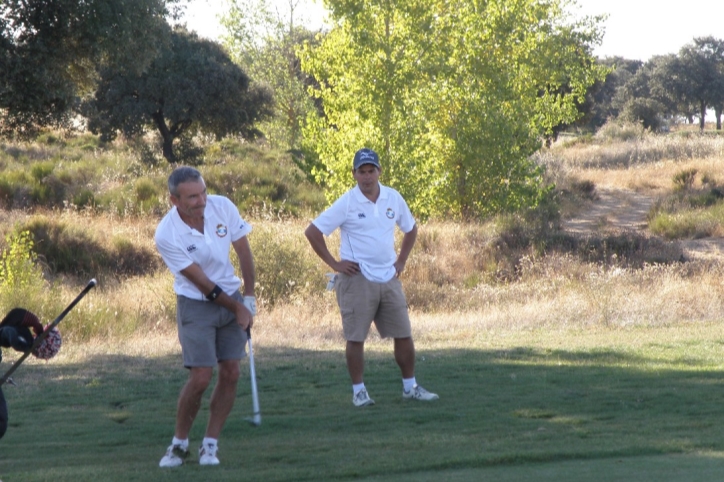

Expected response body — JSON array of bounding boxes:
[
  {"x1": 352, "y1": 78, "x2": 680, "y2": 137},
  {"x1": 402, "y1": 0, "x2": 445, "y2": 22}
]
[{"x1": 0, "y1": 279, "x2": 97, "y2": 386}]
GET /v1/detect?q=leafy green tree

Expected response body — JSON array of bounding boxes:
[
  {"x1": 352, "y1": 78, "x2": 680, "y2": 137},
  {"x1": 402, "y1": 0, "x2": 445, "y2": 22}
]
[
  {"x1": 0, "y1": 0, "x2": 174, "y2": 136},
  {"x1": 221, "y1": 0, "x2": 323, "y2": 152},
  {"x1": 84, "y1": 28, "x2": 274, "y2": 163},
  {"x1": 300, "y1": 0, "x2": 605, "y2": 219},
  {"x1": 620, "y1": 98, "x2": 665, "y2": 131},
  {"x1": 573, "y1": 57, "x2": 641, "y2": 131},
  {"x1": 692, "y1": 37, "x2": 724, "y2": 130},
  {"x1": 653, "y1": 38, "x2": 724, "y2": 131}
]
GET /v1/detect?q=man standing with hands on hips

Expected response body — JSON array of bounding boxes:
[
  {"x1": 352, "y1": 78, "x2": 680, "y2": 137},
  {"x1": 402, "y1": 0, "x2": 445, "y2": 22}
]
[
  {"x1": 305, "y1": 148, "x2": 438, "y2": 407},
  {"x1": 155, "y1": 166, "x2": 257, "y2": 467}
]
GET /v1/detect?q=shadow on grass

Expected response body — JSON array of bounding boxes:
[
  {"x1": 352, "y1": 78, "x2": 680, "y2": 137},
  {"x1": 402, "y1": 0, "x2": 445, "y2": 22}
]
[{"x1": 1, "y1": 345, "x2": 724, "y2": 481}]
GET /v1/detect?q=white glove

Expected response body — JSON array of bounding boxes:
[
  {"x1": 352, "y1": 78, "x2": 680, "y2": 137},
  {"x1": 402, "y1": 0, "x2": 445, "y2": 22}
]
[{"x1": 243, "y1": 296, "x2": 257, "y2": 316}]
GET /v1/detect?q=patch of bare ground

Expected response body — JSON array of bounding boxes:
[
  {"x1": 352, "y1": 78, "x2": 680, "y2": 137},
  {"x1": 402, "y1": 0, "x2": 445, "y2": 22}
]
[{"x1": 562, "y1": 186, "x2": 724, "y2": 262}]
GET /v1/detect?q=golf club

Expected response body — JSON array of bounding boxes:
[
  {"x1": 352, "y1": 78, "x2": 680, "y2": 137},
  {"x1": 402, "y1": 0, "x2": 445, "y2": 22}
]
[
  {"x1": 244, "y1": 327, "x2": 261, "y2": 426},
  {"x1": 0, "y1": 278, "x2": 97, "y2": 386}
]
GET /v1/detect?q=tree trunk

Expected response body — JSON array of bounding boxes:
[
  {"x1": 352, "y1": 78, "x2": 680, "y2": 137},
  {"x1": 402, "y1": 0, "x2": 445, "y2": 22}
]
[
  {"x1": 151, "y1": 110, "x2": 177, "y2": 163},
  {"x1": 699, "y1": 100, "x2": 706, "y2": 131},
  {"x1": 716, "y1": 107, "x2": 722, "y2": 130}
]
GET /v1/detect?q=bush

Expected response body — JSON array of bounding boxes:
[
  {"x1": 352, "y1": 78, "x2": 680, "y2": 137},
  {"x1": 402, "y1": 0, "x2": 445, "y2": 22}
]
[
  {"x1": 672, "y1": 168, "x2": 697, "y2": 191},
  {"x1": 0, "y1": 230, "x2": 48, "y2": 309},
  {"x1": 20, "y1": 215, "x2": 160, "y2": 277},
  {"x1": 596, "y1": 120, "x2": 648, "y2": 142},
  {"x1": 247, "y1": 222, "x2": 325, "y2": 307}
]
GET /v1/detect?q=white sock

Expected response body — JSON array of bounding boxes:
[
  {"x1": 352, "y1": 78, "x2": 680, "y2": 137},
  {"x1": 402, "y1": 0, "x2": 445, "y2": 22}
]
[
  {"x1": 202, "y1": 437, "x2": 218, "y2": 448},
  {"x1": 403, "y1": 377, "x2": 416, "y2": 392},
  {"x1": 352, "y1": 383, "x2": 366, "y2": 395},
  {"x1": 172, "y1": 437, "x2": 188, "y2": 449}
]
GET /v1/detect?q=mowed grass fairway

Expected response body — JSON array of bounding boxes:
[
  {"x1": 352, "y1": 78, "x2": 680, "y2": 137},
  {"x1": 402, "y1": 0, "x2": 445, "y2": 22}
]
[{"x1": 3, "y1": 322, "x2": 724, "y2": 481}]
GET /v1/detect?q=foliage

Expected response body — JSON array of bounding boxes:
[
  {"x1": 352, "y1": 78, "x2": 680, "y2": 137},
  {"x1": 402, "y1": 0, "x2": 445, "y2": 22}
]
[
  {"x1": 300, "y1": 0, "x2": 606, "y2": 219},
  {"x1": 620, "y1": 98, "x2": 666, "y2": 131},
  {"x1": 19, "y1": 215, "x2": 161, "y2": 277},
  {"x1": 221, "y1": 0, "x2": 323, "y2": 152},
  {"x1": 573, "y1": 56, "x2": 642, "y2": 132},
  {"x1": 0, "y1": 134, "x2": 326, "y2": 218},
  {"x1": 647, "y1": 38, "x2": 724, "y2": 131},
  {"x1": 246, "y1": 222, "x2": 326, "y2": 307},
  {"x1": 0, "y1": 230, "x2": 47, "y2": 308},
  {"x1": 84, "y1": 28, "x2": 275, "y2": 163},
  {"x1": 0, "y1": 0, "x2": 174, "y2": 136}
]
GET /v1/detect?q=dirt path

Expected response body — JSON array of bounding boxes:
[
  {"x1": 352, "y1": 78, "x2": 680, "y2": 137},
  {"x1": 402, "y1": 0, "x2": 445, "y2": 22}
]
[
  {"x1": 562, "y1": 188, "x2": 654, "y2": 234},
  {"x1": 562, "y1": 187, "x2": 724, "y2": 261}
]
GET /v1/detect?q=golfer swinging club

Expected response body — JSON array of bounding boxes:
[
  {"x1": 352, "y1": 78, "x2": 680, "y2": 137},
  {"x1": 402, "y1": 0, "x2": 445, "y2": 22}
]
[
  {"x1": 305, "y1": 148, "x2": 438, "y2": 407},
  {"x1": 155, "y1": 166, "x2": 257, "y2": 467}
]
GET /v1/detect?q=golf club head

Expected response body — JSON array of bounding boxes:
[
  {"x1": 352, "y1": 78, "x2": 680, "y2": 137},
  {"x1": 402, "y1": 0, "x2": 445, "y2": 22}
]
[{"x1": 245, "y1": 414, "x2": 261, "y2": 427}]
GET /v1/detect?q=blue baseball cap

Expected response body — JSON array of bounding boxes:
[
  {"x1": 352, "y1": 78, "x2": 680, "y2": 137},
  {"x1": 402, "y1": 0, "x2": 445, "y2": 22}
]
[{"x1": 353, "y1": 148, "x2": 381, "y2": 170}]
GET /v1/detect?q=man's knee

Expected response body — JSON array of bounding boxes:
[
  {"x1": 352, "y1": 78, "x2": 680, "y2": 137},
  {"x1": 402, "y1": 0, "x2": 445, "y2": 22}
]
[{"x1": 217, "y1": 360, "x2": 240, "y2": 383}]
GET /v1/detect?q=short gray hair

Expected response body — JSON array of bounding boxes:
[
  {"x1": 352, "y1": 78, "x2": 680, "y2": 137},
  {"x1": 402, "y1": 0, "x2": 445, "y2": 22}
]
[{"x1": 168, "y1": 166, "x2": 203, "y2": 196}]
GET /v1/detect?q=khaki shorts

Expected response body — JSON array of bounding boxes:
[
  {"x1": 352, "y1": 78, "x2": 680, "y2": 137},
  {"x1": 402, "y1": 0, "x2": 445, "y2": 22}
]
[
  {"x1": 176, "y1": 291, "x2": 247, "y2": 368},
  {"x1": 335, "y1": 273, "x2": 411, "y2": 342}
]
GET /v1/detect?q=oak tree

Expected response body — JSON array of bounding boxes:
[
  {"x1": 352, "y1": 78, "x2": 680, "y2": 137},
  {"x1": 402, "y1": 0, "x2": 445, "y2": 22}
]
[{"x1": 84, "y1": 28, "x2": 274, "y2": 163}]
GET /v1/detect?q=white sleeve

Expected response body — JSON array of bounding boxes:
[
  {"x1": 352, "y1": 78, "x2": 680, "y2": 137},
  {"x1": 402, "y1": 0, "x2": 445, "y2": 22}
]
[
  {"x1": 154, "y1": 229, "x2": 193, "y2": 275},
  {"x1": 312, "y1": 193, "x2": 349, "y2": 236},
  {"x1": 396, "y1": 193, "x2": 416, "y2": 233}
]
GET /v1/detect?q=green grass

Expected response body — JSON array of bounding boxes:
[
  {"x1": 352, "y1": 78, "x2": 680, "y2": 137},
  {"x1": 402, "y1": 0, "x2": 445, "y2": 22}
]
[{"x1": 3, "y1": 325, "x2": 724, "y2": 481}]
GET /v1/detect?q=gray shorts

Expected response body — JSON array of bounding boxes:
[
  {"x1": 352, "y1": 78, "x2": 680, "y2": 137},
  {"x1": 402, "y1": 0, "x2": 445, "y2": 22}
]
[
  {"x1": 335, "y1": 273, "x2": 411, "y2": 342},
  {"x1": 176, "y1": 291, "x2": 247, "y2": 368}
]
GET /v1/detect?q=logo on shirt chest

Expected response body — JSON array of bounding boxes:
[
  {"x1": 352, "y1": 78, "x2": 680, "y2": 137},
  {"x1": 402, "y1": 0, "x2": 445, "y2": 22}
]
[
  {"x1": 187, "y1": 244, "x2": 198, "y2": 253},
  {"x1": 216, "y1": 224, "x2": 228, "y2": 237},
  {"x1": 385, "y1": 208, "x2": 395, "y2": 219}
]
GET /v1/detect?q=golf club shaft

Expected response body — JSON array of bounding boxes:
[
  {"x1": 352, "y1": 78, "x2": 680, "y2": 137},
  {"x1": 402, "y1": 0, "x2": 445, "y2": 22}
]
[
  {"x1": 247, "y1": 327, "x2": 261, "y2": 424},
  {"x1": 0, "y1": 279, "x2": 97, "y2": 386}
]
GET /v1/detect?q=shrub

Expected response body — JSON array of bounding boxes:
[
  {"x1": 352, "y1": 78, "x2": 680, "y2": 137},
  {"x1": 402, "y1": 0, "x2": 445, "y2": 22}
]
[
  {"x1": 247, "y1": 222, "x2": 325, "y2": 307},
  {"x1": 0, "y1": 230, "x2": 48, "y2": 309},
  {"x1": 595, "y1": 120, "x2": 647, "y2": 142},
  {"x1": 20, "y1": 215, "x2": 160, "y2": 277},
  {"x1": 672, "y1": 168, "x2": 697, "y2": 191}
]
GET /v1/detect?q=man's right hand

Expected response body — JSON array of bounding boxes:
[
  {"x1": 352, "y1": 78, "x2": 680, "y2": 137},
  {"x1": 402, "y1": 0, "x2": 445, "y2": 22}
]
[
  {"x1": 334, "y1": 260, "x2": 360, "y2": 276},
  {"x1": 235, "y1": 303, "x2": 253, "y2": 331}
]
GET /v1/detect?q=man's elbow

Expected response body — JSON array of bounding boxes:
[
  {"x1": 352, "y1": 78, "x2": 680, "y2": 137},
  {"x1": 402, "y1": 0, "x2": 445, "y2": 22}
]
[{"x1": 304, "y1": 223, "x2": 320, "y2": 241}]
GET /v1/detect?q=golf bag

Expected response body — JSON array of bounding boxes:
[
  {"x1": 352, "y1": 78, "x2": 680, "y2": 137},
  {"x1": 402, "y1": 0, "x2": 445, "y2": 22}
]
[{"x1": 0, "y1": 308, "x2": 62, "y2": 440}]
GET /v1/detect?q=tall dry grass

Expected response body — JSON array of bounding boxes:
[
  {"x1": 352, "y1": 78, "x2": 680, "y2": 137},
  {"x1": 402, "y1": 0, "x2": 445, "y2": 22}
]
[{"x1": 4, "y1": 130, "x2": 724, "y2": 359}]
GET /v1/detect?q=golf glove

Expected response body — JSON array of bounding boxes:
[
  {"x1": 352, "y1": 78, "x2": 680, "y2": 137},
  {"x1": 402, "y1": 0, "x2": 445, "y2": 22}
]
[{"x1": 243, "y1": 296, "x2": 257, "y2": 316}]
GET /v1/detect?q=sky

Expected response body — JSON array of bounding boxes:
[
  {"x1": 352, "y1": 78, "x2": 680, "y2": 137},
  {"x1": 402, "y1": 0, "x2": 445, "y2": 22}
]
[{"x1": 184, "y1": 0, "x2": 724, "y2": 62}]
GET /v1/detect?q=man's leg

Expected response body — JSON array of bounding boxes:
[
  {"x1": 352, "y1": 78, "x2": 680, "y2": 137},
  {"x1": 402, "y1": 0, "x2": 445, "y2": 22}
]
[
  {"x1": 175, "y1": 366, "x2": 213, "y2": 439},
  {"x1": 205, "y1": 359, "x2": 240, "y2": 438},
  {"x1": 346, "y1": 340, "x2": 365, "y2": 384},
  {"x1": 394, "y1": 337, "x2": 415, "y2": 379}
]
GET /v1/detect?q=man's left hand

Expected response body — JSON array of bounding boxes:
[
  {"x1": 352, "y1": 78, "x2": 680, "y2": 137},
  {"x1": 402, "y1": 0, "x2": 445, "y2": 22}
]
[{"x1": 243, "y1": 296, "x2": 257, "y2": 316}]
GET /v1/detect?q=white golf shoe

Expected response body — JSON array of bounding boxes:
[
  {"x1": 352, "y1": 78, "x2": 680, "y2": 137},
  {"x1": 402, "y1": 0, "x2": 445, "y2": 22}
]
[
  {"x1": 403, "y1": 385, "x2": 439, "y2": 401},
  {"x1": 199, "y1": 441, "x2": 220, "y2": 466},
  {"x1": 352, "y1": 388, "x2": 375, "y2": 407},
  {"x1": 159, "y1": 444, "x2": 189, "y2": 468}
]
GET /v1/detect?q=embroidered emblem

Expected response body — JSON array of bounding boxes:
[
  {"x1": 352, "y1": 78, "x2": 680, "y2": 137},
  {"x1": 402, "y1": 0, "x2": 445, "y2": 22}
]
[
  {"x1": 358, "y1": 213, "x2": 366, "y2": 219},
  {"x1": 187, "y1": 244, "x2": 197, "y2": 253},
  {"x1": 386, "y1": 208, "x2": 395, "y2": 219},
  {"x1": 216, "y1": 224, "x2": 228, "y2": 237}
]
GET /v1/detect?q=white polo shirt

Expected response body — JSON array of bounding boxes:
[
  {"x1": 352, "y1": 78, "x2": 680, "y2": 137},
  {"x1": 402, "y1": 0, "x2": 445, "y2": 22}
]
[
  {"x1": 312, "y1": 184, "x2": 416, "y2": 283},
  {"x1": 155, "y1": 195, "x2": 252, "y2": 300}
]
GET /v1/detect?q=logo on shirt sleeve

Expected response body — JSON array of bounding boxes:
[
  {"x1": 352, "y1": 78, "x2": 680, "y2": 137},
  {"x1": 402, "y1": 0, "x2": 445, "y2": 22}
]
[{"x1": 216, "y1": 224, "x2": 228, "y2": 237}]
